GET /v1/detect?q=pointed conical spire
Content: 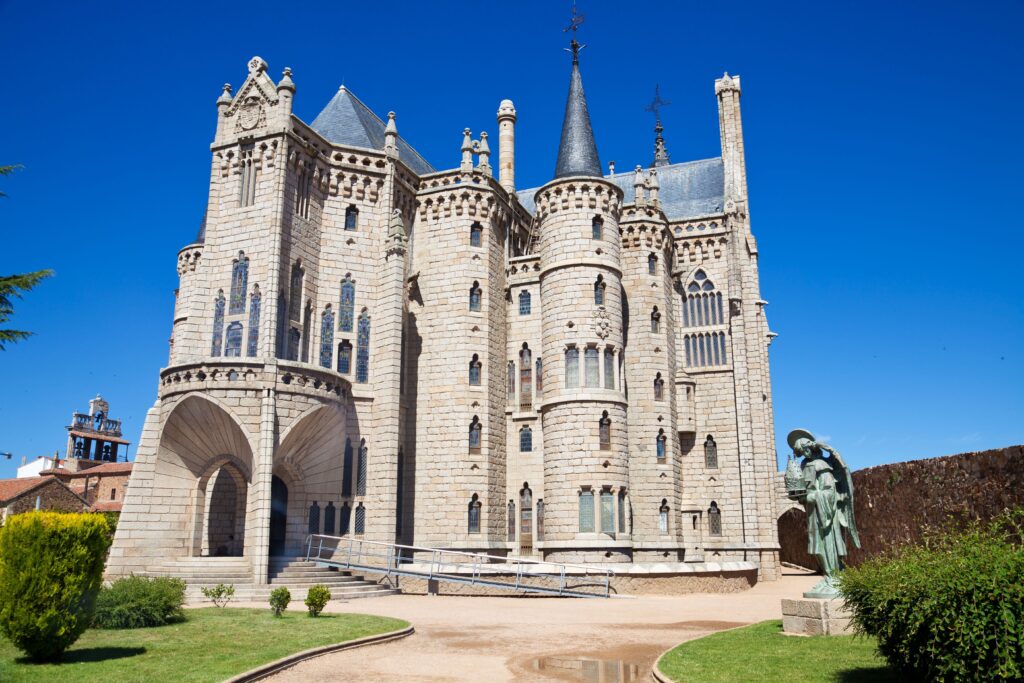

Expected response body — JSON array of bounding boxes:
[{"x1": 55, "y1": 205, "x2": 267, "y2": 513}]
[
  {"x1": 652, "y1": 120, "x2": 670, "y2": 167},
  {"x1": 554, "y1": 40, "x2": 602, "y2": 179}
]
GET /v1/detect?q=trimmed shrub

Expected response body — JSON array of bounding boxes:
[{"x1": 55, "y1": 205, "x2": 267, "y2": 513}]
[
  {"x1": 0, "y1": 511, "x2": 111, "y2": 661},
  {"x1": 201, "y1": 583, "x2": 235, "y2": 608},
  {"x1": 269, "y1": 587, "x2": 291, "y2": 616},
  {"x1": 93, "y1": 576, "x2": 186, "y2": 629},
  {"x1": 839, "y1": 510, "x2": 1024, "y2": 681},
  {"x1": 305, "y1": 584, "x2": 331, "y2": 617}
]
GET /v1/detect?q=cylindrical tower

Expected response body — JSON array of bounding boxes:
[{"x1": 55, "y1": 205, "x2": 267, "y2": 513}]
[{"x1": 496, "y1": 99, "x2": 516, "y2": 193}]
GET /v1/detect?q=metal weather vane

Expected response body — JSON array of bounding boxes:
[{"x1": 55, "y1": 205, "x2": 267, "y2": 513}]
[
  {"x1": 563, "y1": 1, "x2": 586, "y2": 62},
  {"x1": 645, "y1": 84, "x2": 671, "y2": 123}
]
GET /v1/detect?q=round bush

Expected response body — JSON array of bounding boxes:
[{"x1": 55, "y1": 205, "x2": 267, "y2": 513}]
[
  {"x1": 0, "y1": 512, "x2": 111, "y2": 661},
  {"x1": 93, "y1": 576, "x2": 186, "y2": 629},
  {"x1": 269, "y1": 587, "x2": 291, "y2": 616},
  {"x1": 305, "y1": 584, "x2": 331, "y2": 617},
  {"x1": 839, "y1": 510, "x2": 1024, "y2": 681}
]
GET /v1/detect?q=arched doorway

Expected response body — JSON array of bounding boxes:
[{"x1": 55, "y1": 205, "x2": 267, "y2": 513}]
[
  {"x1": 205, "y1": 464, "x2": 246, "y2": 557},
  {"x1": 269, "y1": 475, "x2": 288, "y2": 557}
]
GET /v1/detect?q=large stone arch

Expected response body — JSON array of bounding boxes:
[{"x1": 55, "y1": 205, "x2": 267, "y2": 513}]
[{"x1": 777, "y1": 507, "x2": 816, "y2": 571}]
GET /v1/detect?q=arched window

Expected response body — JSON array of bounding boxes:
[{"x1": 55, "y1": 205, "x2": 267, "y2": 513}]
[
  {"x1": 565, "y1": 347, "x2": 579, "y2": 388},
  {"x1": 654, "y1": 373, "x2": 665, "y2": 401},
  {"x1": 469, "y1": 354, "x2": 482, "y2": 386},
  {"x1": 579, "y1": 489, "x2": 595, "y2": 533},
  {"x1": 604, "y1": 347, "x2": 615, "y2": 389},
  {"x1": 704, "y1": 435, "x2": 718, "y2": 468},
  {"x1": 683, "y1": 332, "x2": 729, "y2": 368},
  {"x1": 211, "y1": 291, "x2": 226, "y2": 356},
  {"x1": 287, "y1": 327, "x2": 300, "y2": 361},
  {"x1": 225, "y1": 322, "x2": 243, "y2": 357},
  {"x1": 592, "y1": 216, "x2": 603, "y2": 240},
  {"x1": 246, "y1": 287, "x2": 261, "y2": 356},
  {"x1": 356, "y1": 309, "x2": 370, "y2": 383},
  {"x1": 519, "y1": 290, "x2": 531, "y2": 315},
  {"x1": 337, "y1": 340, "x2": 352, "y2": 374},
  {"x1": 308, "y1": 501, "x2": 320, "y2": 535},
  {"x1": 536, "y1": 499, "x2": 545, "y2": 540},
  {"x1": 594, "y1": 275, "x2": 605, "y2": 306},
  {"x1": 324, "y1": 502, "x2": 336, "y2": 535},
  {"x1": 519, "y1": 426, "x2": 533, "y2": 453},
  {"x1": 584, "y1": 347, "x2": 599, "y2": 387},
  {"x1": 469, "y1": 281, "x2": 482, "y2": 312},
  {"x1": 519, "y1": 344, "x2": 532, "y2": 410},
  {"x1": 345, "y1": 205, "x2": 359, "y2": 231},
  {"x1": 339, "y1": 277, "x2": 355, "y2": 332},
  {"x1": 656, "y1": 429, "x2": 667, "y2": 461},
  {"x1": 468, "y1": 494, "x2": 481, "y2": 533},
  {"x1": 648, "y1": 253, "x2": 657, "y2": 276},
  {"x1": 651, "y1": 307, "x2": 661, "y2": 333},
  {"x1": 229, "y1": 252, "x2": 249, "y2": 314},
  {"x1": 320, "y1": 306, "x2": 334, "y2": 368},
  {"x1": 470, "y1": 222, "x2": 483, "y2": 247},
  {"x1": 354, "y1": 503, "x2": 365, "y2": 534},
  {"x1": 507, "y1": 500, "x2": 516, "y2": 542},
  {"x1": 275, "y1": 291, "x2": 287, "y2": 358},
  {"x1": 507, "y1": 361, "x2": 515, "y2": 400},
  {"x1": 356, "y1": 439, "x2": 368, "y2": 496},
  {"x1": 239, "y1": 145, "x2": 257, "y2": 207},
  {"x1": 342, "y1": 438, "x2": 353, "y2": 497},
  {"x1": 599, "y1": 411, "x2": 611, "y2": 450},
  {"x1": 536, "y1": 357, "x2": 543, "y2": 395},
  {"x1": 659, "y1": 499, "x2": 670, "y2": 534},
  {"x1": 468, "y1": 416, "x2": 482, "y2": 453},
  {"x1": 289, "y1": 262, "x2": 303, "y2": 322},
  {"x1": 708, "y1": 501, "x2": 722, "y2": 537},
  {"x1": 618, "y1": 489, "x2": 627, "y2": 533},
  {"x1": 682, "y1": 269, "x2": 724, "y2": 329},
  {"x1": 340, "y1": 502, "x2": 351, "y2": 535},
  {"x1": 600, "y1": 489, "x2": 614, "y2": 534}
]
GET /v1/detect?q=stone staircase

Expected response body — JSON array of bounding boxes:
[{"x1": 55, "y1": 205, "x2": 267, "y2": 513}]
[{"x1": 267, "y1": 556, "x2": 398, "y2": 600}]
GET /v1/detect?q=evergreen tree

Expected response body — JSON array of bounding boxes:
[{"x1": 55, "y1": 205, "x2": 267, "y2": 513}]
[{"x1": 1, "y1": 164, "x2": 53, "y2": 348}]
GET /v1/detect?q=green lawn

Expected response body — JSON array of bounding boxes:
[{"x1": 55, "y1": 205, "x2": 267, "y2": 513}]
[
  {"x1": 657, "y1": 620, "x2": 899, "y2": 683},
  {"x1": 0, "y1": 608, "x2": 408, "y2": 683}
]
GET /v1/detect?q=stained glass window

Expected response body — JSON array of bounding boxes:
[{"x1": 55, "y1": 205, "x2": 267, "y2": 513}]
[
  {"x1": 339, "y1": 278, "x2": 355, "y2": 332},
  {"x1": 519, "y1": 346, "x2": 532, "y2": 409},
  {"x1": 247, "y1": 288, "x2": 261, "y2": 356},
  {"x1": 224, "y1": 322, "x2": 243, "y2": 357},
  {"x1": 601, "y1": 490, "x2": 614, "y2": 534},
  {"x1": 565, "y1": 347, "x2": 579, "y2": 388},
  {"x1": 468, "y1": 417, "x2": 481, "y2": 452},
  {"x1": 469, "y1": 354, "x2": 481, "y2": 386},
  {"x1": 289, "y1": 263, "x2": 303, "y2": 322},
  {"x1": 354, "y1": 504, "x2": 365, "y2": 534},
  {"x1": 211, "y1": 291, "x2": 225, "y2": 356},
  {"x1": 468, "y1": 495, "x2": 481, "y2": 533},
  {"x1": 579, "y1": 490, "x2": 594, "y2": 533},
  {"x1": 356, "y1": 310, "x2": 370, "y2": 383},
  {"x1": 357, "y1": 439, "x2": 367, "y2": 496},
  {"x1": 536, "y1": 499, "x2": 544, "y2": 540},
  {"x1": 519, "y1": 290, "x2": 531, "y2": 315},
  {"x1": 276, "y1": 292, "x2": 287, "y2": 358},
  {"x1": 704, "y1": 435, "x2": 718, "y2": 468},
  {"x1": 585, "y1": 347, "x2": 599, "y2": 387},
  {"x1": 656, "y1": 430, "x2": 667, "y2": 461},
  {"x1": 507, "y1": 361, "x2": 515, "y2": 400},
  {"x1": 319, "y1": 308, "x2": 335, "y2": 368},
  {"x1": 520, "y1": 427, "x2": 533, "y2": 453},
  {"x1": 229, "y1": 252, "x2": 248, "y2": 314},
  {"x1": 535, "y1": 358, "x2": 543, "y2": 394},
  {"x1": 345, "y1": 205, "x2": 358, "y2": 230},
  {"x1": 604, "y1": 348, "x2": 615, "y2": 389}
]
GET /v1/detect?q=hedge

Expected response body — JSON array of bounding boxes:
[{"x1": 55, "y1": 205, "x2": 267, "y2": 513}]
[{"x1": 93, "y1": 576, "x2": 186, "y2": 629}]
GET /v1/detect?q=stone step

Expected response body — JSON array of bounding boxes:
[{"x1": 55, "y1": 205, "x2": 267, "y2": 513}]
[
  {"x1": 268, "y1": 576, "x2": 366, "y2": 586},
  {"x1": 185, "y1": 584, "x2": 399, "y2": 603}
]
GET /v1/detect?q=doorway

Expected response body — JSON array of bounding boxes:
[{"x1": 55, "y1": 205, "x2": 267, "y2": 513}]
[{"x1": 269, "y1": 475, "x2": 288, "y2": 557}]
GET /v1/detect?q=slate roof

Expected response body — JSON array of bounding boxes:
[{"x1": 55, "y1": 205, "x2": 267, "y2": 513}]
[
  {"x1": 517, "y1": 157, "x2": 725, "y2": 221},
  {"x1": 554, "y1": 59, "x2": 602, "y2": 179},
  {"x1": 310, "y1": 87, "x2": 435, "y2": 176}
]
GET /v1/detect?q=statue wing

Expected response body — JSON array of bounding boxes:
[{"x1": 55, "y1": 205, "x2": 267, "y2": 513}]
[{"x1": 831, "y1": 451, "x2": 861, "y2": 549}]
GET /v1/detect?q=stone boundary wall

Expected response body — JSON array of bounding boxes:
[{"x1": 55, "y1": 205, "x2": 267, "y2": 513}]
[{"x1": 779, "y1": 445, "x2": 1024, "y2": 568}]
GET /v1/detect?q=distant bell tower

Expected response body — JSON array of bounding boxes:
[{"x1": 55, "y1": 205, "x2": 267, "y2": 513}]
[{"x1": 66, "y1": 394, "x2": 130, "y2": 463}]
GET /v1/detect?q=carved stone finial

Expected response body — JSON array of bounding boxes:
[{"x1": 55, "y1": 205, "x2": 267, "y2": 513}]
[
  {"x1": 217, "y1": 83, "x2": 233, "y2": 107},
  {"x1": 384, "y1": 112, "x2": 399, "y2": 159},
  {"x1": 387, "y1": 209, "x2": 408, "y2": 256},
  {"x1": 715, "y1": 72, "x2": 742, "y2": 96},
  {"x1": 277, "y1": 67, "x2": 295, "y2": 93},
  {"x1": 477, "y1": 132, "x2": 490, "y2": 155},
  {"x1": 248, "y1": 56, "x2": 269, "y2": 74}
]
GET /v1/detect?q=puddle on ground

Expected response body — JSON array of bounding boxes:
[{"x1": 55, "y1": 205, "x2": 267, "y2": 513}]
[{"x1": 529, "y1": 655, "x2": 641, "y2": 682}]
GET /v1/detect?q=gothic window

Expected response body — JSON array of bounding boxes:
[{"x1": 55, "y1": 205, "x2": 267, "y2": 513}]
[
  {"x1": 659, "y1": 499, "x2": 670, "y2": 534},
  {"x1": 600, "y1": 489, "x2": 614, "y2": 534},
  {"x1": 565, "y1": 347, "x2": 579, "y2": 388},
  {"x1": 599, "y1": 411, "x2": 611, "y2": 450},
  {"x1": 536, "y1": 499, "x2": 545, "y2": 540},
  {"x1": 520, "y1": 426, "x2": 533, "y2": 453},
  {"x1": 339, "y1": 278, "x2": 356, "y2": 332},
  {"x1": 229, "y1": 252, "x2": 249, "y2": 314},
  {"x1": 469, "y1": 354, "x2": 482, "y2": 386},
  {"x1": 337, "y1": 340, "x2": 352, "y2": 374},
  {"x1": 708, "y1": 501, "x2": 722, "y2": 537},
  {"x1": 342, "y1": 438, "x2": 353, "y2": 497},
  {"x1": 682, "y1": 269, "x2": 724, "y2": 328},
  {"x1": 356, "y1": 439, "x2": 368, "y2": 496},
  {"x1": 239, "y1": 145, "x2": 257, "y2": 207},
  {"x1": 536, "y1": 358, "x2": 543, "y2": 395},
  {"x1": 579, "y1": 489, "x2": 595, "y2": 533},
  {"x1": 683, "y1": 332, "x2": 729, "y2": 368},
  {"x1": 340, "y1": 502, "x2": 351, "y2": 535},
  {"x1": 324, "y1": 502, "x2": 336, "y2": 535},
  {"x1": 704, "y1": 435, "x2": 718, "y2": 468},
  {"x1": 308, "y1": 501, "x2": 320, "y2": 535},
  {"x1": 211, "y1": 291, "x2": 226, "y2": 356},
  {"x1": 295, "y1": 164, "x2": 312, "y2": 219},
  {"x1": 224, "y1": 322, "x2": 243, "y2": 357},
  {"x1": 289, "y1": 262, "x2": 303, "y2": 322},
  {"x1": 356, "y1": 309, "x2": 370, "y2": 383},
  {"x1": 470, "y1": 222, "x2": 483, "y2": 247},
  {"x1": 594, "y1": 275, "x2": 605, "y2": 306},
  {"x1": 468, "y1": 494, "x2": 481, "y2": 533},
  {"x1": 520, "y1": 485, "x2": 533, "y2": 536},
  {"x1": 648, "y1": 253, "x2": 658, "y2": 275},
  {"x1": 301, "y1": 301, "x2": 312, "y2": 363},
  {"x1": 507, "y1": 361, "x2": 515, "y2": 400},
  {"x1": 519, "y1": 345, "x2": 532, "y2": 410},
  {"x1": 345, "y1": 205, "x2": 358, "y2": 230},
  {"x1": 618, "y1": 489, "x2": 627, "y2": 533},
  {"x1": 654, "y1": 372, "x2": 665, "y2": 401},
  {"x1": 276, "y1": 291, "x2": 287, "y2": 358},
  {"x1": 247, "y1": 287, "x2": 261, "y2": 356},
  {"x1": 469, "y1": 281, "x2": 482, "y2": 312},
  {"x1": 604, "y1": 347, "x2": 615, "y2": 389},
  {"x1": 507, "y1": 500, "x2": 516, "y2": 542},
  {"x1": 320, "y1": 306, "x2": 334, "y2": 368},
  {"x1": 584, "y1": 346, "x2": 599, "y2": 387},
  {"x1": 354, "y1": 503, "x2": 365, "y2": 534},
  {"x1": 651, "y1": 307, "x2": 661, "y2": 333},
  {"x1": 519, "y1": 290, "x2": 531, "y2": 315},
  {"x1": 656, "y1": 429, "x2": 667, "y2": 461},
  {"x1": 592, "y1": 216, "x2": 603, "y2": 240},
  {"x1": 468, "y1": 416, "x2": 482, "y2": 453}
]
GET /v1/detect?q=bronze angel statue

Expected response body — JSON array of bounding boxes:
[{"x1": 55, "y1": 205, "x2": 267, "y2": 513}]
[{"x1": 784, "y1": 429, "x2": 861, "y2": 598}]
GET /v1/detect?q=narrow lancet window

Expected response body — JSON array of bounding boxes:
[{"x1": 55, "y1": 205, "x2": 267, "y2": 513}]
[
  {"x1": 469, "y1": 354, "x2": 482, "y2": 386},
  {"x1": 599, "y1": 411, "x2": 611, "y2": 450},
  {"x1": 708, "y1": 501, "x2": 722, "y2": 537},
  {"x1": 224, "y1": 322, "x2": 243, "y2": 357},
  {"x1": 470, "y1": 222, "x2": 482, "y2": 247},
  {"x1": 469, "y1": 281, "x2": 482, "y2": 312},
  {"x1": 594, "y1": 275, "x2": 605, "y2": 306},
  {"x1": 468, "y1": 494, "x2": 481, "y2": 533},
  {"x1": 468, "y1": 416, "x2": 482, "y2": 453},
  {"x1": 229, "y1": 252, "x2": 249, "y2": 314},
  {"x1": 339, "y1": 278, "x2": 355, "y2": 332},
  {"x1": 211, "y1": 291, "x2": 226, "y2": 356},
  {"x1": 579, "y1": 490, "x2": 595, "y2": 533},
  {"x1": 345, "y1": 205, "x2": 358, "y2": 230},
  {"x1": 320, "y1": 306, "x2": 334, "y2": 368},
  {"x1": 565, "y1": 347, "x2": 579, "y2": 388},
  {"x1": 356, "y1": 309, "x2": 370, "y2": 383},
  {"x1": 704, "y1": 435, "x2": 718, "y2": 468},
  {"x1": 246, "y1": 287, "x2": 261, "y2": 356},
  {"x1": 519, "y1": 290, "x2": 531, "y2": 315}
]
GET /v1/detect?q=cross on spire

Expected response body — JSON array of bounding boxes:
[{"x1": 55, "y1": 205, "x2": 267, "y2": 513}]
[{"x1": 644, "y1": 84, "x2": 671, "y2": 123}]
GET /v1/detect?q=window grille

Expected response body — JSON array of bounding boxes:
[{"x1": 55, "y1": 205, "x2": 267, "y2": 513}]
[
  {"x1": 356, "y1": 440, "x2": 367, "y2": 496},
  {"x1": 320, "y1": 307, "x2": 334, "y2": 368},
  {"x1": 354, "y1": 504, "x2": 365, "y2": 534},
  {"x1": 604, "y1": 348, "x2": 615, "y2": 389},
  {"x1": 519, "y1": 427, "x2": 533, "y2": 453},
  {"x1": 584, "y1": 347, "x2": 599, "y2": 387},
  {"x1": 356, "y1": 310, "x2": 370, "y2": 383},
  {"x1": 308, "y1": 501, "x2": 320, "y2": 535},
  {"x1": 339, "y1": 278, "x2": 355, "y2": 332},
  {"x1": 579, "y1": 490, "x2": 595, "y2": 533},
  {"x1": 345, "y1": 205, "x2": 358, "y2": 230},
  {"x1": 601, "y1": 490, "x2": 614, "y2": 534},
  {"x1": 224, "y1": 321, "x2": 243, "y2": 357},
  {"x1": 565, "y1": 347, "x2": 579, "y2": 388},
  {"x1": 211, "y1": 291, "x2": 226, "y2": 356},
  {"x1": 246, "y1": 288, "x2": 261, "y2": 356},
  {"x1": 708, "y1": 501, "x2": 722, "y2": 536},
  {"x1": 704, "y1": 435, "x2": 718, "y2": 468},
  {"x1": 340, "y1": 502, "x2": 351, "y2": 535},
  {"x1": 337, "y1": 341, "x2": 352, "y2": 374},
  {"x1": 324, "y1": 502, "x2": 336, "y2": 535},
  {"x1": 229, "y1": 253, "x2": 249, "y2": 314},
  {"x1": 519, "y1": 290, "x2": 531, "y2": 315}
]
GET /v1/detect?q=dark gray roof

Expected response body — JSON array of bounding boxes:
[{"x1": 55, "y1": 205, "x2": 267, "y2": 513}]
[
  {"x1": 553, "y1": 58, "x2": 602, "y2": 179},
  {"x1": 196, "y1": 211, "x2": 206, "y2": 243},
  {"x1": 517, "y1": 157, "x2": 725, "y2": 221},
  {"x1": 310, "y1": 87, "x2": 435, "y2": 175}
]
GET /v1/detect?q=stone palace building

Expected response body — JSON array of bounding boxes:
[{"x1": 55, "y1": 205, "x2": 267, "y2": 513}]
[{"x1": 107, "y1": 44, "x2": 782, "y2": 587}]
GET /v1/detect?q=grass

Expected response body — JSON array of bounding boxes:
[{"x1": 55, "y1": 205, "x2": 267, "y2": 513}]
[
  {"x1": 0, "y1": 608, "x2": 408, "y2": 683},
  {"x1": 657, "y1": 620, "x2": 899, "y2": 683}
]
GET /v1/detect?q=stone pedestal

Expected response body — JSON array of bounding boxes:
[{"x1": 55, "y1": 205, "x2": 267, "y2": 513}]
[{"x1": 781, "y1": 597, "x2": 853, "y2": 636}]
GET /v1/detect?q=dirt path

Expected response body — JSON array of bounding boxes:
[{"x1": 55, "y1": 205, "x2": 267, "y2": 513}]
[{"x1": 236, "y1": 572, "x2": 819, "y2": 682}]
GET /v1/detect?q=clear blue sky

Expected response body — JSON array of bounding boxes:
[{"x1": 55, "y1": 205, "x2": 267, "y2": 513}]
[{"x1": 1, "y1": 0, "x2": 1021, "y2": 479}]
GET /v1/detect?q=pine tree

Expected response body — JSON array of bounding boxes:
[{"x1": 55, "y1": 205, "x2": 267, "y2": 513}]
[
  {"x1": 0, "y1": 164, "x2": 21, "y2": 198},
  {"x1": 1, "y1": 164, "x2": 53, "y2": 349}
]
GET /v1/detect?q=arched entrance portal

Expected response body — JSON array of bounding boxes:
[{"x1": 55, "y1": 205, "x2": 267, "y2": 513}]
[
  {"x1": 204, "y1": 464, "x2": 246, "y2": 556},
  {"x1": 269, "y1": 475, "x2": 288, "y2": 557}
]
